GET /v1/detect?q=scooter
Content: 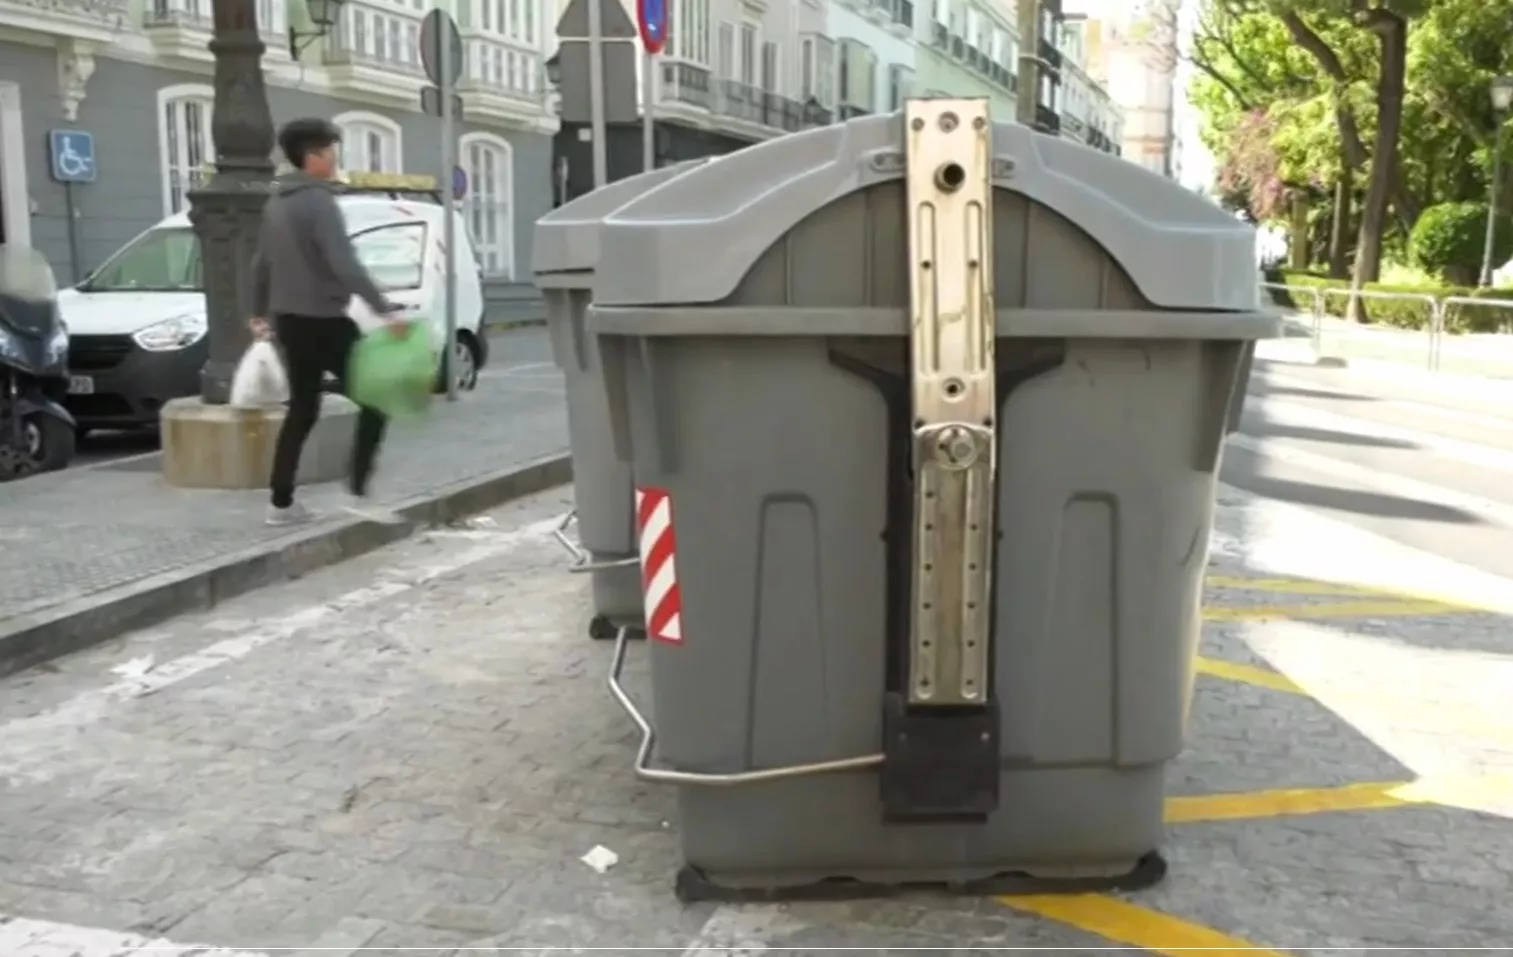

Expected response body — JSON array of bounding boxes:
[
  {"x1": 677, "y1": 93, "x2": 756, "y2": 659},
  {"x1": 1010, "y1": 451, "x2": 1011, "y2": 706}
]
[{"x1": 0, "y1": 245, "x2": 76, "y2": 478}]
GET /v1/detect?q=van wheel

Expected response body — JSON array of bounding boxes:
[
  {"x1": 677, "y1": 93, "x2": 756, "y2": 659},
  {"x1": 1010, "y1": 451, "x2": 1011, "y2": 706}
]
[{"x1": 433, "y1": 332, "x2": 481, "y2": 393}]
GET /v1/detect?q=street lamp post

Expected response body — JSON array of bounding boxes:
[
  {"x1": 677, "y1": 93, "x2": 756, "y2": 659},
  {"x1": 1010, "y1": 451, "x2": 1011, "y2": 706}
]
[
  {"x1": 190, "y1": 0, "x2": 343, "y2": 404},
  {"x1": 1479, "y1": 76, "x2": 1513, "y2": 288}
]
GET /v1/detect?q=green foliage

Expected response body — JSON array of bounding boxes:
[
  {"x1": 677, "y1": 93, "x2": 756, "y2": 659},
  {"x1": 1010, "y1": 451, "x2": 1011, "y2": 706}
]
[
  {"x1": 1409, "y1": 202, "x2": 1512, "y2": 283},
  {"x1": 1190, "y1": 0, "x2": 1513, "y2": 248},
  {"x1": 1267, "y1": 269, "x2": 1513, "y2": 333}
]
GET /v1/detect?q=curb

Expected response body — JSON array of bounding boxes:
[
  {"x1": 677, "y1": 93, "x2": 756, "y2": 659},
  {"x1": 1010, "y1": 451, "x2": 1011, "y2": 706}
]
[
  {"x1": 0, "y1": 452, "x2": 572, "y2": 679},
  {"x1": 483, "y1": 316, "x2": 546, "y2": 332}
]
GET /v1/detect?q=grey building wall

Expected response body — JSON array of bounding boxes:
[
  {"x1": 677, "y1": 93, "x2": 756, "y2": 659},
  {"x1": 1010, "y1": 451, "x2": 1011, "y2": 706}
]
[{"x1": 1, "y1": 42, "x2": 550, "y2": 286}]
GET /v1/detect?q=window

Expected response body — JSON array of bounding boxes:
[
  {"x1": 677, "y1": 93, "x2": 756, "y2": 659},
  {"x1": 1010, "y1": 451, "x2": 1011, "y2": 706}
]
[
  {"x1": 888, "y1": 64, "x2": 914, "y2": 111},
  {"x1": 800, "y1": 37, "x2": 814, "y2": 97},
  {"x1": 461, "y1": 133, "x2": 515, "y2": 278},
  {"x1": 334, "y1": 3, "x2": 421, "y2": 69},
  {"x1": 157, "y1": 84, "x2": 215, "y2": 216},
  {"x1": 334, "y1": 111, "x2": 403, "y2": 174},
  {"x1": 352, "y1": 222, "x2": 427, "y2": 291},
  {"x1": 81, "y1": 227, "x2": 202, "y2": 293},
  {"x1": 814, "y1": 35, "x2": 836, "y2": 107},
  {"x1": 674, "y1": 0, "x2": 711, "y2": 65},
  {"x1": 739, "y1": 23, "x2": 757, "y2": 85},
  {"x1": 717, "y1": 22, "x2": 735, "y2": 79},
  {"x1": 761, "y1": 41, "x2": 778, "y2": 93}
]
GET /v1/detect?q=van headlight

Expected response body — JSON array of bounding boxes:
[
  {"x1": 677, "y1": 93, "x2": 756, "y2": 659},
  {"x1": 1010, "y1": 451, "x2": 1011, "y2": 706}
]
[{"x1": 133, "y1": 313, "x2": 207, "y2": 351}]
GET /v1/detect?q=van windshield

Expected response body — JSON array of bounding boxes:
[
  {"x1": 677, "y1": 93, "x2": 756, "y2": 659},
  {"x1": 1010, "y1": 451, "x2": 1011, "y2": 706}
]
[{"x1": 79, "y1": 227, "x2": 203, "y2": 293}]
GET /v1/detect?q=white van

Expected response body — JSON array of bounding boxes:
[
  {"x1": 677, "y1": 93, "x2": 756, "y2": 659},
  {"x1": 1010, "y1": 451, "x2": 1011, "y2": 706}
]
[{"x1": 59, "y1": 177, "x2": 487, "y2": 434}]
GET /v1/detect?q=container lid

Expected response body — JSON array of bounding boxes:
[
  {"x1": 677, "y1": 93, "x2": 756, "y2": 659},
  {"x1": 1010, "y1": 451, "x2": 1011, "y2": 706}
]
[
  {"x1": 594, "y1": 114, "x2": 1258, "y2": 311},
  {"x1": 531, "y1": 158, "x2": 710, "y2": 276}
]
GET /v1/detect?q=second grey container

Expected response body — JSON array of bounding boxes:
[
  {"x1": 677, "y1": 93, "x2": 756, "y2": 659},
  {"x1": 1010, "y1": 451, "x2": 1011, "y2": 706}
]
[
  {"x1": 532, "y1": 160, "x2": 706, "y2": 638},
  {"x1": 591, "y1": 114, "x2": 1278, "y2": 900}
]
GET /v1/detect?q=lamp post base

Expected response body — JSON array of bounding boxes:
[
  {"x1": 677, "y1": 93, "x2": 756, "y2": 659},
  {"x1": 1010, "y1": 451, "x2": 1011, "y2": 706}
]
[{"x1": 159, "y1": 394, "x2": 359, "y2": 490}]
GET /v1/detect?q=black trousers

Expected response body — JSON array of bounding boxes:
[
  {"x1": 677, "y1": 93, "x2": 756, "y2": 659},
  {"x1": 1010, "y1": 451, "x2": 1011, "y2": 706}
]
[{"x1": 269, "y1": 314, "x2": 387, "y2": 508}]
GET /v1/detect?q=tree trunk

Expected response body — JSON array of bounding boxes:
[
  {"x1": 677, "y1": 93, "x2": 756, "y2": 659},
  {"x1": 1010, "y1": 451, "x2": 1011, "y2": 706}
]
[
  {"x1": 1348, "y1": 11, "x2": 1407, "y2": 322},
  {"x1": 1329, "y1": 165, "x2": 1352, "y2": 279},
  {"x1": 1290, "y1": 192, "x2": 1311, "y2": 269}
]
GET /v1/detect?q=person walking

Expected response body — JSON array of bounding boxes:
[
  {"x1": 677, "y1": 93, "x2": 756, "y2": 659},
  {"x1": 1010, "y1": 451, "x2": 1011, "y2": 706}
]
[{"x1": 249, "y1": 117, "x2": 411, "y2": 527}]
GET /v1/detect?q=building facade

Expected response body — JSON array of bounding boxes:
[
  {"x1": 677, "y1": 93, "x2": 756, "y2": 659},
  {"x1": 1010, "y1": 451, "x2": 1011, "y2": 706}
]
[
  {"x1": 0, "y1": 0, "x2": 556, "y2": 286},
  {"x1": 911, "y1": 0, "x2": 1119, "y2": 151},
  {"x1": 1068, "y1": 0, "x2": 1176, "y2": 176},
  {"x1": 549, "y1": 0, "x2": 1122, "y2": 201}
]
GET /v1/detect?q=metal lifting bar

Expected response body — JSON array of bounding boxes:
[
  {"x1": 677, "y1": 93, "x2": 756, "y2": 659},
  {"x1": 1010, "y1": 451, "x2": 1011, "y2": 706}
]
[
  {"x1": 551, "y1": 510, "x2": 641, "y2": 574},
  {"x1": 903, "y1": 99, "x2": 997, "y2": 708}
]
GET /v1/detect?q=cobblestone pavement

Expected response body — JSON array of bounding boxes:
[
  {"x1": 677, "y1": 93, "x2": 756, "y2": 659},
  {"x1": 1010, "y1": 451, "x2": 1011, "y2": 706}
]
[
  {"x1": 0, "y1": 328, "x2": 565, "y2": 627},
  {"x1": 0, "y1": 480, "x2": 1510, "y2": 954}
]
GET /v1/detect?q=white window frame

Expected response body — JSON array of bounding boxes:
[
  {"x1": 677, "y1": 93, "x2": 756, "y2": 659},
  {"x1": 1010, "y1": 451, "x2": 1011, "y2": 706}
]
[
  {"x1": 0, "y1": 81, "x2": 31, "y2": 248},
  {"x1": 674, "y1": 0, "x2": 709, "y2": 64},
  {"x1": 156, "y1": 83, "x2": 216, "y2": 218},
  {"x1": 333, "y1": 110, "x2": 404, "y2": 174},
  {"x1": 738, "y1": 21, "x2": 758, "y2": 86},
  {"x1": 459, "y1": 131, "x2": 515, "y2": 280}
]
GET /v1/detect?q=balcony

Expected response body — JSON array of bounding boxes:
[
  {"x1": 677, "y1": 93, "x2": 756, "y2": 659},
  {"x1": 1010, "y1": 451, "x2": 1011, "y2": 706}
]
[
  {"x1": 837, "y1": 103, "x2": 871, "y2": 120},
  {"x1": 323, "y1": 2, "x2": 426, "y2": 101},
  {"x1": 1035, "y1": 104, "x2": 1061, "y2": 134},
  {"x1": 716, "y1": 80, "x2": 804, "y2": 133},
  {"x1": 661, "y1": 61, "x2": 716, "y2": 111},
  {"x1": 659, "y1": 65, "x2": 824, "y2": 137},
  {"x1": 457, "y1": 37, "x2": 548, "y2": 121},
  {"x1": 142, "y1": 0, "x2": 287, "y2": 62},
  {"x1": 0, "y1": 0, "x2": 128, "y2": 44},
  {"x1": 864, "y1": 0, "x2": 913, "y2": 33}
]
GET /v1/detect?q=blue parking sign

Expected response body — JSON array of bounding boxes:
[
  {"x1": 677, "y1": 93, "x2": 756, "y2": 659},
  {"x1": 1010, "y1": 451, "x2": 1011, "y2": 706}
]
[{"x1": 49, "y1": 130, "x2": 96, "y2": 184}]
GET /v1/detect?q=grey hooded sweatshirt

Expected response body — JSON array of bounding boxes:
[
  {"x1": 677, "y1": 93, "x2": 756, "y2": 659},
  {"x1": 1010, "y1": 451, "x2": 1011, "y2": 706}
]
[{"x1": 250, "y1": 171, "x2": 394, "y2": 320}]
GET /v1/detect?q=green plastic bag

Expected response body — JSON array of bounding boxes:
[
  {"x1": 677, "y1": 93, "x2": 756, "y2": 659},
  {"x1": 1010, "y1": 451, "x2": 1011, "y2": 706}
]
[{"x1": 348, "y1": 322, "x2": 434, "y2": 421}]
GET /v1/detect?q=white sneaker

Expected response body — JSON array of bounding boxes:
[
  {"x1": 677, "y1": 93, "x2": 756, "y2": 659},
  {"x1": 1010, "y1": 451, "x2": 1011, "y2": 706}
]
[
  {"x1": 266, "y1": 502, "x2": 314, "y2": 526},
  {"x1": 341, "y1": 494, "x2": 404, "y2": 525}
]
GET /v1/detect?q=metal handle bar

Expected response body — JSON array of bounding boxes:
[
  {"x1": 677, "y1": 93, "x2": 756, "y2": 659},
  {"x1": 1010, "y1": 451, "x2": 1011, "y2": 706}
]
[
  {"x1": 606, "y1": 625, "x2": 885, "y2": 786},
  {"x1": 551, "y1": 510, "x2": 641, "y2": 574}
]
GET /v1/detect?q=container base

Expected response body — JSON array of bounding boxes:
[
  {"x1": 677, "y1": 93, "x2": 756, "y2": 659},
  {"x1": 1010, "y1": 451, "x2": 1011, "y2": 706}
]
[
  {"x1": 672, "y1": 850, "x2": 1167, "y2": 903},
  {"x1": 590, "y1": 616, "x2": 645, "y2": 641}
]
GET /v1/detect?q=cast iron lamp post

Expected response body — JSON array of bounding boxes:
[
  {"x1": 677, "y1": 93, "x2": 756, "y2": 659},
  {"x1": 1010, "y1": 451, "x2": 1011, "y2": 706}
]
[{"x1": 189, "y1": 0, "x2": 343, "y2": 404}]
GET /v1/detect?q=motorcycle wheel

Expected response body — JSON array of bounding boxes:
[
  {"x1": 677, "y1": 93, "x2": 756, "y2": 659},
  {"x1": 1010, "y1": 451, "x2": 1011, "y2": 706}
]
[{"x1": 24, "y1": 413, "x2": 75, "y2": 474}]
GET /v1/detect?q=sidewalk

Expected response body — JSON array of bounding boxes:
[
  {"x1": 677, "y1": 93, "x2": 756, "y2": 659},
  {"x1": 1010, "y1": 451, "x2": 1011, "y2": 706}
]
[{"x1": 0, "y1": 329, "x2": 569, "y2": 676}]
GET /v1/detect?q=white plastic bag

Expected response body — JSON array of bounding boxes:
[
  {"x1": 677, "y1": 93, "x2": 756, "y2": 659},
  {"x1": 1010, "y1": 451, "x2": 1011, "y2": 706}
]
[{"x1": 229, "y1": 339, "x2": 290, "y2": 409}]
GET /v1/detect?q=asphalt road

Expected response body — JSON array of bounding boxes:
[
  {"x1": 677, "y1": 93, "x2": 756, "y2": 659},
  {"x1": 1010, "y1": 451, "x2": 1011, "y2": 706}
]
[
  {"x1": 69, "y1": 326, "x2": 553, "y2": 471},
  {"x1": 1226, "y1": 355, "x2": 1513, "y2": 580}
]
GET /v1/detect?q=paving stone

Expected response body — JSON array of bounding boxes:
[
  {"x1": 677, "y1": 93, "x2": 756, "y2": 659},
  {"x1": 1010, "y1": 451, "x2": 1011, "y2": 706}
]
[
  {"x1": 0, "y1": 483, "x2": 1508, "y2": 952},
  {"x1": 0, "y1": 328, "x2": 565, "y2": 626}
]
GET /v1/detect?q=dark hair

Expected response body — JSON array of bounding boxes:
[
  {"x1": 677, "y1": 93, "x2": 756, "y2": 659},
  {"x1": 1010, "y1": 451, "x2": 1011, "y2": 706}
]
[{"x1": 277, "y1": 117, "x2": 342, "y2": 170}]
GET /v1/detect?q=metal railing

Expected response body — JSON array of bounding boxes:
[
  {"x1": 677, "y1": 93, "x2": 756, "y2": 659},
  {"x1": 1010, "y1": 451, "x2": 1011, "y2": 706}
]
[{"x1": 1259, "y1": 282, "x2": 1513, "y2": 378}]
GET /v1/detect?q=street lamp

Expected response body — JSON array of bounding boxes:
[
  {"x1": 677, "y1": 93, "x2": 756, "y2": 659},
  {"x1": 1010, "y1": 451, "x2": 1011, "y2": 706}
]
[
  {"x1": 545, "y1": 52, "x2": 562, "y2": 88},
  {"x1": 289, "y1": 0, "x2": 345, "y2": 60},
  {"x1": 186, "y1": 0, "x2": 289, "y2": 406},
  {"x1": 1479, "y1": 75, "x2": 1513, "y2": 287}
]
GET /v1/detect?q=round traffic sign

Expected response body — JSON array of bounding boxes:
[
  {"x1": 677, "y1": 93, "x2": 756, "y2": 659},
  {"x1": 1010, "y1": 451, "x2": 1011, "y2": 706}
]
[
  {"x1": 452, "y1": 165, "x2": 468, "y2": 201},
  {"x1": 419, "y1": 8, "x2": 464, "y2": 87},
  {"x1": 637, "y1": 0, "x2": 667, "y2": 55}
]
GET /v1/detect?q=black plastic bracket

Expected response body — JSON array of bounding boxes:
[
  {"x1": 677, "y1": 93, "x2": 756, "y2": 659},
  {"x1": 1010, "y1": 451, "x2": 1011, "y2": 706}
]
[{"x1": 879, "y1": 691, "x2": 1000, "y2": 822}]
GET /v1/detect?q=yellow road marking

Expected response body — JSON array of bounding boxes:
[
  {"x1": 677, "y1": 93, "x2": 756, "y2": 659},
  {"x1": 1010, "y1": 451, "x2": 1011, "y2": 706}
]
[
  {"x1": 1000, "y1": 894, "x2": 1285, "y2": 956},
  {"x1": 1166, "y1": 775, "x2": 1513, "y2": 824},
  {"x1": 1204, "y1": 599, "x2": 1458, "y2": 622},
  {"x1": 1195, "y1": 657, "x2": 1304, "y2": 694},
  {"x1": 1206, "y1": 575, "x2": 1384, "y2": 597},
  {"x1": 1165, "y1": 781, "x2": 1420, "y2": 823}
]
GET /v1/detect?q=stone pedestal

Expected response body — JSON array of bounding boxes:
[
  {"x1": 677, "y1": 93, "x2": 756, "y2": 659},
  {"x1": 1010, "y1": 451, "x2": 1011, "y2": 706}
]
[{"x1": 160, "y1": 395, "x2": 358, "y2": 489}]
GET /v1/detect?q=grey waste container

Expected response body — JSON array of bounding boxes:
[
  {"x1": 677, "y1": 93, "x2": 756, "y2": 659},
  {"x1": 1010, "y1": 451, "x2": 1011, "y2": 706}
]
[
  {"x1": 532, "y1": 160, "x2": 708, "y2": 640},
  {"x1": 591, "y1": 103, "x2": 1279, "y2": 902}
]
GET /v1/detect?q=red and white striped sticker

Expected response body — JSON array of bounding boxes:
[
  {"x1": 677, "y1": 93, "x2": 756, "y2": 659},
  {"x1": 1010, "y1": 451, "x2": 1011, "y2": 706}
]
[{"x1": 635, "y1": 486, "x2": 683, "y2": 645}]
